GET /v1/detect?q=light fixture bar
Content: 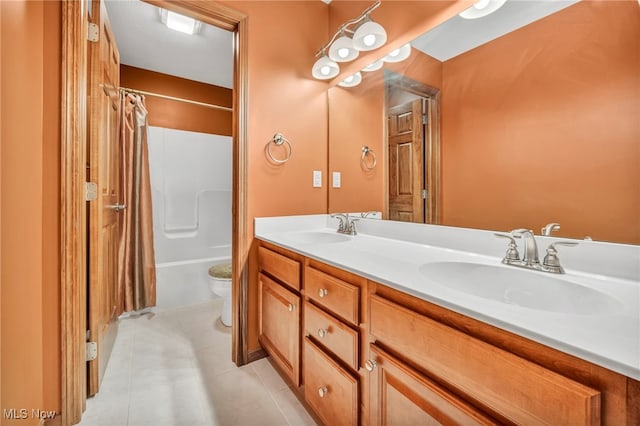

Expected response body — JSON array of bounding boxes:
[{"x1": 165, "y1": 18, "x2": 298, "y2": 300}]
[{"x1": 315, "y1": 0, "x2": 382, "y2": 58}]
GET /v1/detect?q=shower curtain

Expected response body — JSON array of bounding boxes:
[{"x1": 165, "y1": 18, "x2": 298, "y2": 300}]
[{"x1": 118, "y1": 92, "x2": 156, "y2": 313}]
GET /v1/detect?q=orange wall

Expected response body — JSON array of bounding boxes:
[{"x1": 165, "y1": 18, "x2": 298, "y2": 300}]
[
  {"x1": 218, "y1": 1, "x2": 330, "y2": 351},
  {"x1": 441, "y1": 1, "x2": 640, "y2": 243},
  {"x1": 120, "y1": 65, "x2": 232, "y2": 136},
  {"x1": 1, "y1": 1, "x2": 61, "y2": 424}
]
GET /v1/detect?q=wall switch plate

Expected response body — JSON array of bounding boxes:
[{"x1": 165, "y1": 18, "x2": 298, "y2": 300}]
[
  {"x1": 332, "y1": 172, "x2": 341, "y2": 188},
  {"x1": 313, "y1": 170, "x2": 322, "y2": 188}
]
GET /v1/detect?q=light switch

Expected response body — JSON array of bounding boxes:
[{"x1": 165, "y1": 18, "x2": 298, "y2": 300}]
[
  {"x1": 332, "y1": 172, "x2": 341, "y2": 188},
  {"x1": 313, "y1": 170, "x2": 322, "y2": 188}
]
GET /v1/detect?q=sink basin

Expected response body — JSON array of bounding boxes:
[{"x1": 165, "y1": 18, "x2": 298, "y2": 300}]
[
  {"x1": 282, "y1": 231, "x2": 351, "y2": 245},
  {"x1": 419, "y1": 262, "x2": 623, "y2": 315}
]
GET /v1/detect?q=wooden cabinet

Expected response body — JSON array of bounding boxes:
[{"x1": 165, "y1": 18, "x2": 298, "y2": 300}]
[
  {"x1": 368, "y1": 343, "x2": 497, "y2": 426},
  {"x1": 256, "y1": 240, "x2": 640, "y2": 426},
  {"x1": 258, "y1": 245, "x2": 302, "y2": 386}
]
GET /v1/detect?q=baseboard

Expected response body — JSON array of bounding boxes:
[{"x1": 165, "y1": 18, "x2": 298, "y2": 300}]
[{"x1": 247, "y1": 347, "x2": 267, "y2": 363}]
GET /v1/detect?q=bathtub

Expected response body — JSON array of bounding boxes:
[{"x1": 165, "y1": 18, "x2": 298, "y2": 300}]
[{"x1": 154, "y1": 256, "x2": 231, "y2": 310}]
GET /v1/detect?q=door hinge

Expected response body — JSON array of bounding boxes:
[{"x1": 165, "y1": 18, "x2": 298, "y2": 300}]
[
  {"x1": 87, "y1": 23, "x2": 99, "y2": 42},
  {"x1": 422, "y1": 189, "x2": 428, "y2": 199},
  {"x1": 85, "y1": 182, "x2": 97, "y2": 201},
  {"x1": 86, "y1": 341, "x2": 98, "y2": 361},
  {"x1": 422, "y1": 114, "x2": 427, "y2": 125}
]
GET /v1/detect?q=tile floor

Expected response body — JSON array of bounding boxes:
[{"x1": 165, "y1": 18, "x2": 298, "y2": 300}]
[{"x1": 79, "y1": 298, "x2": 317, "y2": 426}]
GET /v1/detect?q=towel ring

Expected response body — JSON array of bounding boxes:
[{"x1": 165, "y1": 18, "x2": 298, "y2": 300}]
[
  {"x1": 266, "y1": 133, "x2": 292, "y2": 164},
  {"x1": 361, "y1": 146, "x2": 377, "y2": 170}
]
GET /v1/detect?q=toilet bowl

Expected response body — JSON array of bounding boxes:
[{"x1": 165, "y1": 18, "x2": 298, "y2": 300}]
[{"x1": 208, "y1": 262, "x2": 232, "y2": 327}]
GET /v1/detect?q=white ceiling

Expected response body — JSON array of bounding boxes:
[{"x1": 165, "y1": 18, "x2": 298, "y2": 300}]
[
  {"x1": 104, "y1": 0, "x2": 233, "y2": 88},
  {"x1": 411, "y1": 0, "x2": 579, "y2": 62}
]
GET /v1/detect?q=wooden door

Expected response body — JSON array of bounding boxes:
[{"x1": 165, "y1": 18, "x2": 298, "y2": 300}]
[
  {"x1": 258, "y1": 273, "x2": 301, "y2": 385},
  {"x1": 87, "y1": 0, "x2": 121, "y2": 396},
  {"x1": 368, "y1": 344, "x2": 497, "y2": 426},
  {"x1": 388, "y1": 99, "x2": 425, "y2": 223}
]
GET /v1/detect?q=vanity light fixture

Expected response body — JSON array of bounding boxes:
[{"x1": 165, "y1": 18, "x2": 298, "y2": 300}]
[
  {"x1": 328, "y1": 31, "x2": 360, "y2": 62},
  {"x1": 312, "y1": 52, "x2": 340, "y2": 80},
  {"x1": 459, "y1": 0, "x2": 508, "y2": 19},
  {"x1": 338, "y1": 72, "x2": 362, "y2": 88},
  {"x1": 383, "y1": 43, "x2": 412, "y2": 63},
  {"x1": 159, "y1": 9, "x2": 202, "y2": 35},
  {"x1": 352, "y1": 15, "x2": 387, "y2": 51},
  {"x1": 313, "y1": 1, "x2": 386, "y2": 80},
  {"x1": 362, "y1": 58, "x2": 384, "y2": 72}
]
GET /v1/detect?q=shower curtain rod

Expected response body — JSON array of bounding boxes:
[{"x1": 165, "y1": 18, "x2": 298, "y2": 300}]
[{"x1": 119, "y1": 87, "x2": 232, "y2": 112}]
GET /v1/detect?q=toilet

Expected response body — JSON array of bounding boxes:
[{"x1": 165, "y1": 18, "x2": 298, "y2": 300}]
[{"x1": 208, "y1": 262, "x2": 232, "y2": 327}]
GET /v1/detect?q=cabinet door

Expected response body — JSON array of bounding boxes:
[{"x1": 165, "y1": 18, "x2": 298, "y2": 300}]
[
  {"x1": 259, "y1": 272, "x2": 300, "y2": 385},
  {"x1": 368, "y1": 344, "x2": 497, "y2": 426}
]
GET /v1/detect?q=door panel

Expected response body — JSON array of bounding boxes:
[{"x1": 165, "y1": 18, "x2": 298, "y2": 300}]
[
  {"x1": 87, "y1": 0, "x2": 121, "y2": 396},
  {"x1": 388, "y1": 99, "x2": 424, "y2": 223}
]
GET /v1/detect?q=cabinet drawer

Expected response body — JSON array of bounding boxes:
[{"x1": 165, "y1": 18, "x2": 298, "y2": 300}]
[
  {"x1": 369, "y1": 295, "x2": 601, "y2": 425},
  {"x1": 368, "y1": 343, "x2": 497, "y2": 426},
  {"x1": 304, "y1": 301, "x2": 359, "y2": 371},
  {"x1": 259, "y1": 273, "x2": 300, "y2": 386},
  {"x1": 303, "y1": 337, "x2": 358, "y2": 426},
  {"x1": 259, "y1": 246, "x2": 301, "y2": 291},
  {"x1": 305, "y1": 266, "x2": 359, "y2": 325}
]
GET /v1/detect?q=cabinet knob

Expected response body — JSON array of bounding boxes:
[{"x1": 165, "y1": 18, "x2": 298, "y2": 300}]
[
  {"x1": 364, "y1": 359, "x2": 377, "y2": 372},
  {"x1": 288, "y1": 303, "x2": 294, "y2": 312},
  {"x1": 318, "y1": 288, "x2": 328, "y2": 298},
  {"x1": 318, "y1": 386, "x2": 328, "y2": 398},
  {"x1": 318, "y1": 328, "x2": 328, "y2": 339}
]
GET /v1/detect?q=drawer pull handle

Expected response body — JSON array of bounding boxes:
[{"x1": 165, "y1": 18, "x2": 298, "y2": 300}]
[
  {"x1": 318, "y1": 288, "x2": 329, "y2": 298},
  {"x1": 288, "y1": 303, "x2": 295, "y2": 312},
  {"x1": 318, "y1": 328, "x2": 328, "y2": 338},
  {"x1": 318, "y1": 386, "x2": 328, "y2": 398},
  {"x1": 365, "y1": 359, "x2": 377, "y2": 372}
]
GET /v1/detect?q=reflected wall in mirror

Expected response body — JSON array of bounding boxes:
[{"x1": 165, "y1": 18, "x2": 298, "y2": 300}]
[{"x1": 327, "y1": 0, "x2": 640, "y2": 244}]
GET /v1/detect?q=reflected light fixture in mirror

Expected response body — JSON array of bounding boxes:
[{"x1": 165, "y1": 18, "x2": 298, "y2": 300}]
[
  {"x1": 459, "y1": 0, "x2": 508, "y2": 19},
  {"x1": 383, "y1": 43, "x2": 412, "y2": 63},
  {"x1": 312, "y1": 52, "x2": 340, "y2": 79},
  {"x1": 329, "y1": 31, "x2": 360, "y2": 62},
  {"x1": 338, "y1": 72, "x2": 362, "y2": 88},
  {"x1": 159, "y1": 9, "x2": 202, "y2": 35},
  {"x1": 362, "y1": 58, "x2": 384, "y2": 72}
]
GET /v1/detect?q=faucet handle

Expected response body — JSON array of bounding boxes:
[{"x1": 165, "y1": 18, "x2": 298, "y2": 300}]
[
  {"x1": 347, "y1": 217, "x2": 359, "y2": 235},
  {"x1": 541, "y1": 223, "x2": 561, "y2": 236},
  {"x1": 330, "y1": 213, "x2": 347, "y2": 232},
  {"x1": 510, "y1": 228, "x2": 532, "y2": 237},
  {"x1": 543, "y1": 241, "x2": 578, "y2": 273},
  {"x1": 494, "y1": 233, "x2": 520, "y2": 262}
]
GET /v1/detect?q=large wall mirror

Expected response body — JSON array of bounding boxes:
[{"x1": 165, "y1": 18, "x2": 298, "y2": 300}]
[{"x1": 327, "y1": 0, "x2": 639, "y2": 245}]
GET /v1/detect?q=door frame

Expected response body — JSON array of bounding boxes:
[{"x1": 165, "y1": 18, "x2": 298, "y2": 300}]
[
  {"x1": 60, "y1": 1, "x2": 249, "y2": 424},
  {"x1": 384, "y1": 70, "x2": 441, "y2": 224}
]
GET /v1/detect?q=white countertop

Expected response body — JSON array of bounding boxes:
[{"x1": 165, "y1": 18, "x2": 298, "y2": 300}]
[{"x1": 255, "y1": 214, "x2": 640, "y2": 380}]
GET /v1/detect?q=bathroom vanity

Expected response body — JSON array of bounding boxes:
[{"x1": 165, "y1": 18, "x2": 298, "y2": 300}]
[{"x1": 255, "y1": 215, "x2": 640, "y2": 425}]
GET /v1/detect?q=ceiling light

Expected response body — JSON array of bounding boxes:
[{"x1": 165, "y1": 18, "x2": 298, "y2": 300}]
[
  {"x1": 383, "y1": 43, "x2": 411, "y2": 63},
  {"x1": 338, "y1": 72, "x2": 362, "y2": 88},
  {"x1": 159, "y1": 9, "x2": 202, "y2": 35},
  {"x1": 329, "y1": 32, "x2": 359, "y2": 62},
  {"x1": 362, "y1": 59, "x2": 384, "y2": 72},
  {"x1": 459, "y1": 0, "x2": 508, "y2": 19},
  {"x1": 312, "y1": 54, "x2": 340, "y2": 80},
  {"x1": 352, "y1": 17, "x2": 387, "y2": 51}
]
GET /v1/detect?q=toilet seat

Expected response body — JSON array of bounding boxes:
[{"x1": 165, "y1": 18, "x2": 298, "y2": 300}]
[{"x1": 208, "y1": 262, "x2": 232, "y2": 280}]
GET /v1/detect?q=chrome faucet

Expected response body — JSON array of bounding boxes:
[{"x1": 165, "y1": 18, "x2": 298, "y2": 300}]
[
  {"x1": 494, "y1": 228, "x2": 577, "y2": 274},
  {"x1": 512, "y1": 229, "x2": 539, "y2": 266},
  {"x1": 330, "y1": 213, "x2": 358, "y2": 235}
]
